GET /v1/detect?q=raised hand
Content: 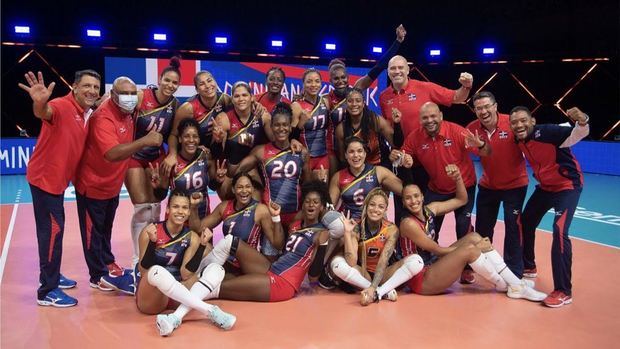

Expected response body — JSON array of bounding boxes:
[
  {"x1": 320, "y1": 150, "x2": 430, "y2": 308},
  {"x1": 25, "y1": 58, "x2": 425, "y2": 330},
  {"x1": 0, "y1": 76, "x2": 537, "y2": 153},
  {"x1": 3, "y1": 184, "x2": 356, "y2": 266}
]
[
  {"x1": 396, "y1": 24, "x2": 407, "y2": 43},
  {"x1": 268, "y1": 200, "x2": 282, "y2": 217},
  {"x1": 458, "y1": 72, "x2": 473, "y2": 89},
  {"x1": 462, "y1": 128, "x2": 485, "y2": 148},
  {"x1": 445, "y1": 164, "x2": 462, "y2": 181},
  {"x1": 190, "y1": 192, "x2": 204, "y2": 208},
  {"x1": 566, "y1": 107, "x2": 588, "y2": 124},
  {"x1": 18, "y1": 71, "x2": 56, "y2": 105},
  {"x1": 144, "y1": 223, "x2": 158, "y2": 242},
  {"x1": 200, "y1": 226, "x2": 213, "y2": 246},
  {"x1": 215, "y1": 159, "x2": 227, "y2": 183}
]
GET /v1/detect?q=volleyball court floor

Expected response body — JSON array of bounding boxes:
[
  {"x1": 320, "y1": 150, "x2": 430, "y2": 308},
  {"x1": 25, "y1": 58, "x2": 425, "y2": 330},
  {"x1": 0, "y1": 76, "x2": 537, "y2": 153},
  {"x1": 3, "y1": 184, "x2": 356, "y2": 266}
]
[{"x1": 1, "y1": 165, "x2": 619, "y2": 348}]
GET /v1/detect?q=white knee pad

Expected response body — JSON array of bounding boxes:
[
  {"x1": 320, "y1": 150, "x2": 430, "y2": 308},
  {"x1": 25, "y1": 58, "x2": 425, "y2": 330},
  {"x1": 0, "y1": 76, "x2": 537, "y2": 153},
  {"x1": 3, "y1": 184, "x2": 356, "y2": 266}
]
[
  {"x1": 147, "y1": 265, "x2": 176, "y2": 294},
  {"x1": 403, "y1": 254, "x2": 424, "y2": 278},
  {"x1": 199, "y1": 263, "x2": 225, "y2": 292}
]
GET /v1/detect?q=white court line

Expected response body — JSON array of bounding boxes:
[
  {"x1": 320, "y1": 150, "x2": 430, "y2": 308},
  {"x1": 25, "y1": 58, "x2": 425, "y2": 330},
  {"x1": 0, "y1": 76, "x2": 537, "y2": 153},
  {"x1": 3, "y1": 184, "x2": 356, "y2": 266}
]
[
  {"x1": 473, "y1": 214, "x2": 620, "y2": 250},
  {"x1": 0, "y1": 203, "x2": 19, "y2": 284}
]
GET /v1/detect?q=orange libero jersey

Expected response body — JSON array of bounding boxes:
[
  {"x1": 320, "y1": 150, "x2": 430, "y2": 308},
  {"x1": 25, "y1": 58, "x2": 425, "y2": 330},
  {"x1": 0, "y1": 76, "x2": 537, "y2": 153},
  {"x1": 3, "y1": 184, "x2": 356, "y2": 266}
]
[{"x1": 359, "y1": 219, "x2": 397, "y2": 273}]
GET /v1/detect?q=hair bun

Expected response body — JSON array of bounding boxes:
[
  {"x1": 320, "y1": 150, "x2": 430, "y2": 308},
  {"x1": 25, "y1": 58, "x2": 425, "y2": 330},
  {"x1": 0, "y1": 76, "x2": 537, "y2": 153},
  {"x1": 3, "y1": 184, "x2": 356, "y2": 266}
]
[{"x1": 169, "y1": 56, "x2": 181, "y2": 69}]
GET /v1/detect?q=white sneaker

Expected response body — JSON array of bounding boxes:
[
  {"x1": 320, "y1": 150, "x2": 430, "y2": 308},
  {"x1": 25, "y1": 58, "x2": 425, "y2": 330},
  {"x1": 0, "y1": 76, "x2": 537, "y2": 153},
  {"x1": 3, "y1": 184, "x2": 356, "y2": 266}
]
[
  {"x1": 507, "y1": 282, "x2": 547, "y2": 302},
  {"x1": 207, "y1": 305, "x2": 236, "y2": 330},
  {"x1": 382, "y1": 289, "x2": 398, "y2": 302},
  {"x1": 156, "y1": 314, "x2": 181, "y2": 337}
]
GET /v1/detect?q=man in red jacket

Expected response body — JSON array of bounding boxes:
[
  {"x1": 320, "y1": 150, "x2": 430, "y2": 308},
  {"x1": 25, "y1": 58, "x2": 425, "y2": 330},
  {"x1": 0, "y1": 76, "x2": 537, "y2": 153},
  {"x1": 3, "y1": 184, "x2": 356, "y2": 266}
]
[{"x1": 19, "y1": 70, "x2": 101, "y2": 307}]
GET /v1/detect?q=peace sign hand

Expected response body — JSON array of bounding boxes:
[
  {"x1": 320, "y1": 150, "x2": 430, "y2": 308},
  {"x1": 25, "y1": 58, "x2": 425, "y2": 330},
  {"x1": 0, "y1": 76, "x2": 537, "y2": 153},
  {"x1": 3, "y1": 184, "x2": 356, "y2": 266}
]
[
  {"x1": 18, "y1": 71, "x2": 55, "y2": 105},
  {"x1": 215, "y1": 159, "x2": 228, "y2": 183}
]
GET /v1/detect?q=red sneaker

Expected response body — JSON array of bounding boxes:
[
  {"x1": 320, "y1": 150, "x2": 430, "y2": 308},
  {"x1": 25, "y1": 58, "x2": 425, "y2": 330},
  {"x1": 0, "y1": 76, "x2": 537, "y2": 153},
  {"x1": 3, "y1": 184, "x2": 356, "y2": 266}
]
[
  {"x1": 523, "y1": 267, "x2": 538, "y2": 278},
  {"x1": 543, "y1": 291, "x2": 572, "y2": 308},
  {"x1": 107, "y1": 262, "x2": 124, "y2": 277},
  {"x1": 460, "y1": 269, "x2": 476, "y2": 284}
]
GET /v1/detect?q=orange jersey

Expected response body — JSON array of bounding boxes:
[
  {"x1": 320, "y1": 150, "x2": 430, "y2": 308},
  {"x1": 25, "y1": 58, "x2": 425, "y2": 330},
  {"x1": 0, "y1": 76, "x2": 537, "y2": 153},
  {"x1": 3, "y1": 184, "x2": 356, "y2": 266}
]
[{"x1": 359, "y1": 219, "x2": 397, "y2": 273}]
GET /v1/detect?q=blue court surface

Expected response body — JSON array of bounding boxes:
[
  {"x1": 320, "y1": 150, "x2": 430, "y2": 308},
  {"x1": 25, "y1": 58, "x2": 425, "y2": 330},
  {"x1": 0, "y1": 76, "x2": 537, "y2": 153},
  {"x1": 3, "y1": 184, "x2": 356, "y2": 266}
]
[{"x1": 2, "y1": 162, "x2": 619, "y2": 247}]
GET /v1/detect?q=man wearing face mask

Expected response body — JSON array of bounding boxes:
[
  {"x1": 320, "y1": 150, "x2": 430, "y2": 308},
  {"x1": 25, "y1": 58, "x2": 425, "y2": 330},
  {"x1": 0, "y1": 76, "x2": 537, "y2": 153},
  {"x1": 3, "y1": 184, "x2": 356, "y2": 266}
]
[{"x1": 75, "y1": 77, "x2": 163, "y2": 293}]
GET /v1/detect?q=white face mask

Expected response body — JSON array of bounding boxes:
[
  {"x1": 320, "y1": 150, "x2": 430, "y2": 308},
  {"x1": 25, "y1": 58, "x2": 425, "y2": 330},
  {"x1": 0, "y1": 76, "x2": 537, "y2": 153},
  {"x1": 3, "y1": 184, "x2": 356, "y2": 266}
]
[{"x1": 116, "y1": 93, "x2": 138, "y2": 112}]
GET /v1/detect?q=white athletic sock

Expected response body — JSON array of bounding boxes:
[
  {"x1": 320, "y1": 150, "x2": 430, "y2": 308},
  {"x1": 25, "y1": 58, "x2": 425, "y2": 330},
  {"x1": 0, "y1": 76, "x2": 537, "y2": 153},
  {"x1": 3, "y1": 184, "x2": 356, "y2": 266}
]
[
  {"x1": 147, "y1": 266, "x2": 215, "y2": 318},
  {"x1": 330, "y1": 256, "x2": 371, "y2": 289},
  {"x1": 376, "y1": 254, "x2": 424, "y2": 299},
  {"x1": 483, "y1": 250, "x2": 521, "y2": 286},
  {"x1": 172, "y1": 264, "x2": 225, "y2": 321},
  {"x1": 468, "y1": 254, "x2": 506, "y2": 290},
  {"x1": 131, "y1": 203, "x2": 153, "y2": 266}
]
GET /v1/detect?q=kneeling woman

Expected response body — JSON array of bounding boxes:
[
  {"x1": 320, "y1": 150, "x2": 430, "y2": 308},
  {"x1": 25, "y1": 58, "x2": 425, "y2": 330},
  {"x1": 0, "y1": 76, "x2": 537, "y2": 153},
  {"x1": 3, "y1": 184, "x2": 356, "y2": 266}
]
[
  {"x1": 329, "y1": 188, "x2": 424, "y2": 305},
  {"x1": 103, "y1": 190, "x2": 236, "y2": 336},
  {"x1": 200, "y1": 180, "x2": 332, "y2": 302},
  {"x1": 399, "y1": 165, "x2": 546, "y2": 301}
]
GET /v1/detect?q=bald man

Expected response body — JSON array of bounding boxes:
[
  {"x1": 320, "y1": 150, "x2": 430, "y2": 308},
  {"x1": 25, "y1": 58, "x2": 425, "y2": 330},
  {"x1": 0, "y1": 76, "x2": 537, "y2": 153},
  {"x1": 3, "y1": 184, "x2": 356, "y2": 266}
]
[
  {"x1": 380, "y1": 55, "x2": 473, "y2": 227},
  {"x1": 392, "y1": 102, "x2": 488, "y2": 283},
  {"x1": 75, "y1": 77, "x2": 163, "y2": 293}
]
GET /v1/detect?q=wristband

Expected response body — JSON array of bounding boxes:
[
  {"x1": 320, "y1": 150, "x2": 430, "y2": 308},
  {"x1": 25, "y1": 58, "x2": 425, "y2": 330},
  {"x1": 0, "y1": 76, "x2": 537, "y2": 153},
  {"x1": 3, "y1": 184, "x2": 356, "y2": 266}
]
[{"x1": 271, "y1": 215, "x2": 281, "y2": 223}]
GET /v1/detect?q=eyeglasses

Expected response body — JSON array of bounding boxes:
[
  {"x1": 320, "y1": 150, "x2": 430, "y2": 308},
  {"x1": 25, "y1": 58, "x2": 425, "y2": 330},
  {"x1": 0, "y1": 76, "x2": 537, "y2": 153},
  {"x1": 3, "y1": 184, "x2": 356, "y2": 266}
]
[{"x1": 474, "y1": 103, "x2": 496, "y2": 112}]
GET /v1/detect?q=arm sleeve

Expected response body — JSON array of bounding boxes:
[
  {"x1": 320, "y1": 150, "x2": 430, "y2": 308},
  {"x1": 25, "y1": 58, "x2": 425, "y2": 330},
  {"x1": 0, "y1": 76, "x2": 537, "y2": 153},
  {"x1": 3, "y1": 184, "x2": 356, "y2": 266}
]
[{"x1": 367, "y1": 40, "x2": 401, "y2": 81}]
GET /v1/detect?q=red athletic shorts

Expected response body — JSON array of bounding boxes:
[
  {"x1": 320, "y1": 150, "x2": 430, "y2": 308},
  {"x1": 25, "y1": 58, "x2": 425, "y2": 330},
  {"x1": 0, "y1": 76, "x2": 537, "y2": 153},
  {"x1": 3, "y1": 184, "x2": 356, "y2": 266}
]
[
  {"x1": 309, "y1": 155, "x2": 329, "y2": 171},
  {"x1": 128, "y1": 153, "x2": 165, "y2": 169},
  {"x1": 267, "y1": 271, "x2": 296, "y2": 302},
  {"x1": 407, "y1": 266, "x2": 428, "y2": 294}
]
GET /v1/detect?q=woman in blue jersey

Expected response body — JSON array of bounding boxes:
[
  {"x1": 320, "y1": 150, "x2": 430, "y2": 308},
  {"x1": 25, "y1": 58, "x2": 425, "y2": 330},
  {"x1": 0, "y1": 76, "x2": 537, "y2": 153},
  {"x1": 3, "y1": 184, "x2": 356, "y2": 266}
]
[
  {"x1": 189, "y1": 172, "x2": 285, "y2": 266},
  {"x1": 101, "y1": 190, "x2": 237, "y2": 336},
  {"x1": 329, "y1": 136, "x2": 402, "y2": 222},
  {"x1": 125, "y1": 57, "x2": 182, "y2": 268},
  {"x1": 398, "y1": 164, "x2": 546, "y2": 301},
  {"x1": 150, "y1": 118, "x2": 228, "y2": 217},
  {"x1": 231, "y1": 102, "x2": 312, "y2": 231},
  {"x1": 200, "y1": 181, "x2": 342, "y2": 302},
  {"x1": 164, "y1": 71, "x2": 233, "y2": 172}
]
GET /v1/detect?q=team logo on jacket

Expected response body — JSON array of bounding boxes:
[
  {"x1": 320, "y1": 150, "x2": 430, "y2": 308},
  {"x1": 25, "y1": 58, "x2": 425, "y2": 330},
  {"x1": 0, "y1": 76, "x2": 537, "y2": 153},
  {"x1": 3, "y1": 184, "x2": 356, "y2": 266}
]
[
  {"x1": 499, "y1": 131, "x2": 509, "y2": 139},
  {"x1": 408, "y1": 93, "x2": 416, "y2": 101},
  {"x1": 443, "y1": 139, "x2": 453, "y2": 147}
]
